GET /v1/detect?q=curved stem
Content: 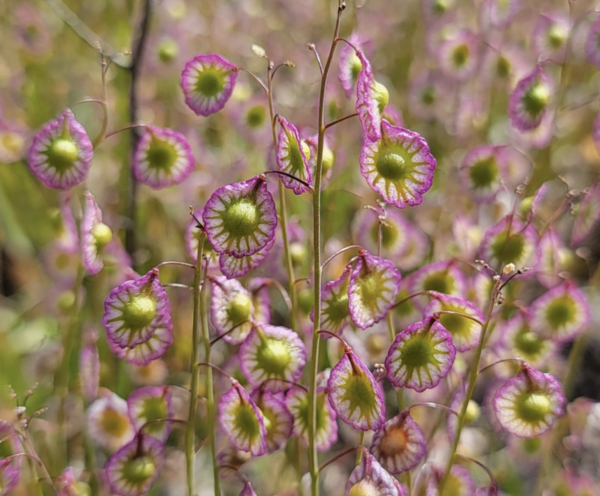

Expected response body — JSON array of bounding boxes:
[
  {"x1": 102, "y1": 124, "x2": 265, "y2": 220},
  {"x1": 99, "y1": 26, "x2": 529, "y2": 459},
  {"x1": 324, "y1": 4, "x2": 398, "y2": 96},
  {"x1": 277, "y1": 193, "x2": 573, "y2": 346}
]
[
  {"x1": 433, "y1": 310, "x2": 483, "y2": 327},
  {"x1": 318, "y1": 447, "x2": 358, "y2": 473},
  {"x1": 321, "y1": 245, "x2": 362, "y2": 269},
  {"x1": 438, "y1": 279, "x2": 501, "y2": 493},
  {"x1": 386, "y1": 312, "x2": 404, "y2": 409},
  {"x1": 335, "y1": 37, "x2": 359, "y2": 52},
  {"x1": 163, "y1": 283, "x2": 194, "y2": 291},
  {"x1": 155, "y1": 261, "x2": 197, "y2": 270},
  {"x1": 307, "y1": 43, "x2": 324, "y2": 75},
  {"x1": 309, "y1": 4, "x2": 345, "y2": 495},
  {"x1": 251, "y1": 278, "x2": 292, "y2": 313},
  {"x1": 407, "y1": 402, "x2": 459, "y2": 417},
  {"x1": 104, "y1": 123, "x2": 147, "y2": 140},
  {"x1": 263, "y1": 170, "x2": 314, "y2": 192},
  {"x1": 209, "y1": 319, "x2": 251, "y2": 346},
  {"x1": 455, "y1": 454, "x2": 496, "y2": 487},
  {"x1": 479, "y1": 357, "x2": 525, "y2": 374},
  {"x1": 391, "y1": 290, "x2": 440, "y2": 310},
  {"x1": 238, "y1": 67, "x2": 268, "y2": 94}
]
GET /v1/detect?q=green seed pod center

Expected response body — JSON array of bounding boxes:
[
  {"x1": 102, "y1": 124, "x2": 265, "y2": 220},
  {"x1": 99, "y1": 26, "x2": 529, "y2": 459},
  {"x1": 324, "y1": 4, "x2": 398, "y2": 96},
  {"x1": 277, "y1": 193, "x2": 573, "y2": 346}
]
[
  {"x1": 322, "y1": 145, "x2": 335, "y2": 173},
  {"x1": 287, "y1": 136, "x2": 306, "y2": 174},
  {"x1": 452, "y1": 44, "x2": 469, "y2": 68},
  {"x1": 47, "y1": 138, "x2": 79, "y2": 172},
  {"x1": 439, "y1": 312, "x2": 469, "y2": 338},
  {"x1": 223, "y1": 200, "x2": 259, "y2": 237},
  {"x1": 433, "y1": 0, "x2": 450, "y2": 15},
  {"x1": 227, "y1": 294, "x2": 252, "y2": 324},
  {"x1": 342, "y1": 373, "x2": 377, "y2": 414},
  {"x1": 324, "y1": 293, "x2": 349, "y2": 322},
  {"x1": 373, "y1": 81, "x2": 389, "y2": 114},
  {"x1": 257, "y1": 339, "x2": 291, "y2": 375},
  {"x1": 522, "y1": 437, "x2": 542, "y2": 453},
  {"x1": 157, "y1": 38, "x2": 179, "y2": 63},
  {"x1": 349, "y1": 480, "x2": 380, "y2": 496},
  {"x1": 195, "y1": 68, "x2": 225, "y2": 97},
  {"x1": 523, "y1": 83, "x2": 549, "y2": 117},
  {"x1": 246, "y1": 105, "x2": 267, "y2": 128},
  {"x1": 514, "y1": 329, "x2": 544, "y2": 355},
  {"x1": 100, "y1": 408, "x2": 130, "y2": 437},
  {"x1": 400, "y1": 334, "x2": 436, "y2": 368},
  {"x1": 350, "y1": 53, "x2": 363, "y2": 83},
  {"x1": 123, "y1": 295, "x2": 157, "y2": 330},
  {"x1": 548, "y1": 25, "x2": 566, "y2": 48},
  {"x1": 545, "y1": 296, "x2": 576, "y2": 329},
  {"x1": 147, "y1": 138, "x2": 178, "y2": 171},
  {"x1": 92, "y1": 222, "x2": 113, "y2": 249},
  {"x1": 421, "y1": 85, "x2": 436, "y2": 106},
  {"x1": 234, "y1": 402, "x2": 261, "y2": 439},
  {"x1": 123, "y1": 456, "x2": 156, "y2": 483},
  {"x1": 496, "y1": 56, "x2": 511, "y2": 78},
  {"x1": 490, "y1": 233, "x2": 525, "y2": 265},
  {"x1": 376, "y1": 147, "x2": 408, "y2": 181},
  {"x1": 357, "y1": 274, "x2": 380, "y2": 305},
  {"x1": 140, "y1": 397, "x2": 168, "y2": 434},
  {"x1": 469, "y1": 157, "x2": 499, "y2": 189},
  {"x1": 516, "y1": 392, "x2": 552, "y2": 422},
  {"x1": 423, "y1": 272, "x2": 452, "y2": 294}
]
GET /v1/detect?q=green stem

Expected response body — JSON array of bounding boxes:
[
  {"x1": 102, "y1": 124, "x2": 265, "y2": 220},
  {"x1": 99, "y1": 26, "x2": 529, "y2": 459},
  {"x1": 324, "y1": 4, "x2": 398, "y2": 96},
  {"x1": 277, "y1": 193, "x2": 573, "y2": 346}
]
[
  {"x1": 438, "y1": 278, "x2": 501, "y2": 493},
  {"x1": 266, "y1": 70, "x2": 298, "y2": 332},
  {"x1": 309, "y1": 5, "x2": 345, "y2": 496},
  {"x1": 54, "y1": 261, "x2": 85, "y2": 469},
  {"x1": 185, "y1": 232, "x2": 209, "y2": 496},
  {"x1": 355, "y1": 432, "x2": 365, "y2": 465}
]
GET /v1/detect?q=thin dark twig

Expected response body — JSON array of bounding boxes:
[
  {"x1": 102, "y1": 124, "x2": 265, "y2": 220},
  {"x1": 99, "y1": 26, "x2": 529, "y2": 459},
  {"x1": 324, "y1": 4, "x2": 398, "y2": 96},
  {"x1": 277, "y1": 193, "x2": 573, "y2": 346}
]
[
  {"x1": 325, "y1": 113, "x2": 359, "y2": 130},
  {"x1": 126, "y1": 0, "x2": 153, "y2": 265}
]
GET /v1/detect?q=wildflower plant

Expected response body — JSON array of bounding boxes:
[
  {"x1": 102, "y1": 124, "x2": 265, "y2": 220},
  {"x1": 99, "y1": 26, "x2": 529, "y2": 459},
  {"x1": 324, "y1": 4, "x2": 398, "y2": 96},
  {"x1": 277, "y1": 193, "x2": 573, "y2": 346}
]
[{"x1": 5, "y1": 0, "x2": 600, "y2": 495}]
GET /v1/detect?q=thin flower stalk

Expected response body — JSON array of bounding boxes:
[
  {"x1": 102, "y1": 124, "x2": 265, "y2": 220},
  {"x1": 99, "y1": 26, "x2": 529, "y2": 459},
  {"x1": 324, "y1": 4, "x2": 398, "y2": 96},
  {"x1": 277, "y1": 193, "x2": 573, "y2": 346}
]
[
  {"x1": 438, "y1": 277, "x2": 502, "y2": 493},
  {"x1": 309, "y1": 3, "x2": 345, "y2": 496}
]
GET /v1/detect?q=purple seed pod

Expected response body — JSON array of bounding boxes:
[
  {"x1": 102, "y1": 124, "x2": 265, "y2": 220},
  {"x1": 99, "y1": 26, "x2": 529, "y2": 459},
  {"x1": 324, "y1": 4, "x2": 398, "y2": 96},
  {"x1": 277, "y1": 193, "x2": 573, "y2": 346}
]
[
  {"x1": 339, "y1": 33, "x2": 370, "y2": 98},
  {"x1": 424, "y1": 293, "x2": 484, "y2": 352},
  {"x1": 352, "y1": 207, "x2": 410, "y2": 259},
  {"x1": 509, "y1": 67, "x2": 552, "y2": 131},
  {"x1": 370, "y1": 410, "x2": 427, "y2": 474},
  {"x1": 479, "y1": 216, "x2": 537, "y2": 270},
  {"x1": 385, "y1": 318, "x2": 456, "y2": 392},
  {"x1": 239, "y1": 323, "x2": 306, "y2": 393},
  {"x1": 247, "y1": 278, "x2": 271, "y2": 324},
  {"x1": 437, "y1": 30, "x2": 479, "y2": 82},
  {"x1": 251, "y1": 389, "x2": 294, "y2": 453},
  {"x1": 56, "y1": 193, "x2": 78, "y2": 254},
  {"x1": 240, "y1": 481, "x2": 258, "y2": 496},
  {"x1": 529, "y1": 281, "x2": 590, "y2": 342},
  {"x1": 0, "y1": 459, "x2": 20, "y2": 496},
  {"x1": 107, "y1": 321, "x2": 174, "y2": 366},
  {"x1": 181, "y1": 54, "x2": 238, "y2": 116},
  {"x1": 460, "y1": 145, "x2": 507, "y2": 201},
  {"x1": 536, "y1": 228, "x2": 565, "y2": 289},
  {"x1": 359, "y1": 120, "x2": 436, "y2": 209},
  {"x1": 105, "y1": 433, "x2": 165, "y2": 496},
  {"x1": 87, "y1": 392, "x2": 135, "y2": 451},
  {"x1": 493, "y1": 364, "x2": 566, "y2": 438},
  {"x1": 28, "y1": 108, "x2": 93, "y2": 190},
  {"x1": 133, "y1": 125, "x2": 194, "y2": 189},
  {"x1": 345, "y1": 449, "x2": 407, "y2": 496},
  {"x1": 203, "y1": 176, "x2": 278, "y2": 258},
  {"x1": 356, "y1": 50, "x2": 388, "y2": 141},
  {"x1": 348, "y1": 250, "x2": 402, "y2": 330},
  {"x1": 427, "y1": 464, "x2": 476, "y2": 495},
  {"x1": 218, "y1": 380, "x2": 267, "y2": 456},
  {"x1": 82, "y1": 191, "x2": 113, "y2": 276},
  {"x1": 219, "y1": 237, "x2": 275, "y2": 279},
  {"x1": 276, "y1": 116, "x2": 312, "y2": 195},
  {"x1": 480, "y1": 0, "x2": 519, "y2": 29},
  {"x1": 103, "y1": 269, "x2": 172, "y2": 349},
  {"x1": 127, "y1": 386, "x2": 173, "y2": 443},
  {"x1": 327, "y1": 350, "x2": 386, "y2": 431},
  {"x1": 286, "y1": 386, "x2": 338, "y2": 451},
  {"x1": 210, "y1": 276, "x2": 254, "y2": 345},
  {"x1": 410, "y1": 260, "x2": 467, "y2": 310},
  {"x1": 533, "y1": 13, "x2": 570, "y2": 63},
  {"x1": 317, "y1": 265, "x2": 352, "y2": 335}
]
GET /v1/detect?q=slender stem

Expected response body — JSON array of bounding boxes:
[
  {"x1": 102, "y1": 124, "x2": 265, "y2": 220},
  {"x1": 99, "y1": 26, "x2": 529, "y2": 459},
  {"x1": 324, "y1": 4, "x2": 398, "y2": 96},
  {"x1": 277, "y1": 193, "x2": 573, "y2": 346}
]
[
  {"x1": 263, "y1": 170, "x2": 314, "y2": 192},
  {"x1": 251, "y1": 278, "x2": 292, "y2": 313},
  {"x1": 321, "y1": 245, "x2": 362, "y2": 269},
  {"x1": 478, "y1": 357, "x2": 525, "y2": 374},
  {"x1": 267, "y1": 64, "x2": 298, "y2": 333},
  {"x1": 238, "y1": 67, "x2": 269, "y2": 94},
  {"x1": 104, "y1": 123, "x2": 147, "y2": 140},
  {"x1": 155, "y1": 261, "x2": 197, "y2": 270},
  {"x1": 318, "y1": 447, "x2": 358, "y2": 473},
  {"x1": 186, "y1": 231, "x2": 206, "y2": 496},
  {"x1": 22, "y1": 431, "x2": 58, "y2": 495},
  {"x1": 163, "y1": 283, "x2": 194, "y2": 291},
  {"x1": 355, "y1": 432, "x2": 365, "y2": 465},
  {"x1": 433, "y1": 310, "x2": 483, "y2": 327},
  {"x1": 324, "y1": 112, "x2": 358, "y2": 131},
  {"x1": 438, "y1": 278, "x2": 501, "y2": 493},
  {"x1": 54, "y1": 261, "x2": 84, "y2": 469},
  {"x1": 125, "y1": 0, "x2": 152, "y2": 265},
  {"x1": 307, "y1": 43, "x2": 324, "y2": 75},
  {"x1": 407, "y1": 402, "x2": 459, "y2": 417},
  {"x1": 309, "y1": 4, "x2": 345, "y2": 495}
]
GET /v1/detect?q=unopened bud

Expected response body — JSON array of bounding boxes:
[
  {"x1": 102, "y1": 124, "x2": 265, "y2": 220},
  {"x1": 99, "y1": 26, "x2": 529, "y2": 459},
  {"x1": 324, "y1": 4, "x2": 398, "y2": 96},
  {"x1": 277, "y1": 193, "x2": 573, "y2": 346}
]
[
  {"x1": 503, "y1": 263, "x2": 516, "y2": 275},
  {"x1": 251, "y1": 44, "x2": 267, "y2": 58}
]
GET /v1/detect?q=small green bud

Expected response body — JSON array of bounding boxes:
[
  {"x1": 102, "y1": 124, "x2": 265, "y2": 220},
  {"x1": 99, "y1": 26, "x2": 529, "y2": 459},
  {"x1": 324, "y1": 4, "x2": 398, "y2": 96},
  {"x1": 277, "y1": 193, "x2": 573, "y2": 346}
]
[
  {"x1": 289, "y1": 242, "x2": 307, "y2": 267},
  {"x1": 92, "y1": 223, "x2": 113, "y2": 249},
  {"x1": 373, "y1": 81, "x2": 389, "y2": 115},
  {"x1": 301, "y1": 141, "x2": 311, "y2": 162},
  {"x1": 464, "y1": 400, "x2": 481, "y2": 424},
  {"x1": 57, "y1": 290, "x2": 76, "y2": 313},
  {"x1": 298, "y1": 288, "x2": 314, "y2": 315}
]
